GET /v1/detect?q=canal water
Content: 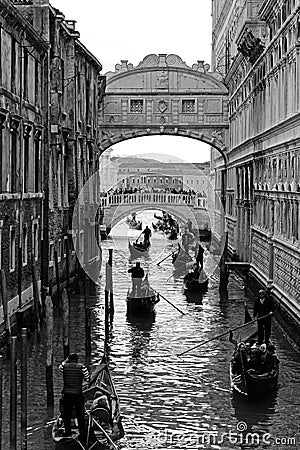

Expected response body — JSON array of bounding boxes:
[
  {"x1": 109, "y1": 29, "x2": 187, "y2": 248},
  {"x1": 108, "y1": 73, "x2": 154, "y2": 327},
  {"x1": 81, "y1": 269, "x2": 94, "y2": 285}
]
[{"x1": 1, "y1": 210, "x2": 300, "y2": 449}]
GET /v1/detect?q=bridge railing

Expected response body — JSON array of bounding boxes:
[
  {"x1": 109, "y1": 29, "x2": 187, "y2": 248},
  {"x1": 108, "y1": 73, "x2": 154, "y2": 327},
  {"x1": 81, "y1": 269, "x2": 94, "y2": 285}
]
[{"x1": 99, "y1": 192, "x2": 207, "y2": 209}]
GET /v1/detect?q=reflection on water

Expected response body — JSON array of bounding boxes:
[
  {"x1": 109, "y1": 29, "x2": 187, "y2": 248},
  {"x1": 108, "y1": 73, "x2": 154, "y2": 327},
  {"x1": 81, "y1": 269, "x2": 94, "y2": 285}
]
[{"x1": 0, "y1": 210, "x2": 300, "y2": 449}]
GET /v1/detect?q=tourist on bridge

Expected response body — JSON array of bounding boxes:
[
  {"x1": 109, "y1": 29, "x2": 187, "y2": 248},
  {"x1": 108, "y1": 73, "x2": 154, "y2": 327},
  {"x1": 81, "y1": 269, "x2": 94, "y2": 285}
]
[
  {"x1": 142, "y1": 225, "x2": 152, "y2": 247},
  {"x1": 128, "y1": 262, "x2": 145, "y2": 295},
  {"x1": 195, "y1": 241, "x2": 204, "y2": 271},
  {"x1": 253, "y1": 289, "x2": 275, "y2": 345},
  {"x1": 59, "y1": 353, "x2": 90, "y2": 437}
]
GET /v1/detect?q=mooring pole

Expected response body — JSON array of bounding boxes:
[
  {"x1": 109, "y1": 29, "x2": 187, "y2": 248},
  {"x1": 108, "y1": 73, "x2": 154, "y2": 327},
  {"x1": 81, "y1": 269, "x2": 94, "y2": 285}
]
[
  {"x1": 54, "y1": 249, "x2": 61, "y2": 310},
  {"x1": 108, "y1": 249, "x2": 114, "y2": 318},
  {"x1": 45, "y1": 296, "x2": 54, "y2": 407},
  {"x1": 21, "y1": 328, "x2": 27, "y2": 450},
  {"x1": 0, "y1": 269, "x2": 11, "y2": 352},
  {"x1": 83, "y1": 270, "x2": 91, "y2": 357},
  {"x1": 65, "y1": 237, "x2": 70, "y2": 291},
  {"x1": 31, "y1": 255, "x2": 41, "y2": 339},
  {"x1": 62, "y1": 288, "x2": 70, "y2": 359},
  {"x1": 219, "y1": 231, "x2": 229, "y2": 290},
  {"x1": 0, "y1": 354, "x2": 3, "y2": 450},
  {"x1": 10, "y1": 336, "x2": 17, "y2": 450}
]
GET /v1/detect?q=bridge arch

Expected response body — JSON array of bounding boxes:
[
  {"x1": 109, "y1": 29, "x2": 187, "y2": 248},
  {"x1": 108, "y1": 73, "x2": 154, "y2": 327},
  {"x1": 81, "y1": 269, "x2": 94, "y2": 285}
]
[
  {"x1": 101, "y1": 193, "x2": 210, "y2": 231},
  {"x1": 98, "y1": 54, "x2": 229, "y2": 165}
]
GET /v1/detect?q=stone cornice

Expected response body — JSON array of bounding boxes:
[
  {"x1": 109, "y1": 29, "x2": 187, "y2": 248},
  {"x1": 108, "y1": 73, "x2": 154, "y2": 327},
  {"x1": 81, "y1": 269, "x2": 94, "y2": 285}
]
[
  {"x1": 0, "y1": 0, "x2": 48, "y2": 52},
  {"x1": 75, "y1": 40, "x2": 102, "y2": 71}
]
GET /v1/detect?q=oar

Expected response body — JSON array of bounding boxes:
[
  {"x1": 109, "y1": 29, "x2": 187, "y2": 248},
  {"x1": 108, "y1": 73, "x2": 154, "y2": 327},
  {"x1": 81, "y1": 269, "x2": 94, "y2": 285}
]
[
  {"x1": 153, "y1": 289, "x2": 186, "y2": 315},
  {"x1": 177, "y1": 312, "x2": 273, "y2": 357},
  {"x1": 157, "y1": 250, "x2": 176, "y2": 266},
  {"x1": 92, "y1": 417, "x2": 119, "y2": 450},
  {"x1": 135, "y1": 232, "x2": 143, "y2": 243}
]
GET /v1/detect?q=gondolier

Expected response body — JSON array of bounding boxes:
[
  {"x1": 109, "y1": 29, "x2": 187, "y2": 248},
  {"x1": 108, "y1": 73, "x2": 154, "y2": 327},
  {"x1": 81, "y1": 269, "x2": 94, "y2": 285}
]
[
  {"x1": 128, "y1": 262, "x2": 145, "y2": 295},
  {"x1": 194, "y1": 241, "x2": 204, "y2": 270},
  {"x1": 59, "y1": 353, "x2": 90, "y2": 437},
  {"x1": 142, "y1": 225, "x2": 152, "y2": 247},
  {"x1": 253, "y1": 289, "x2": 275, "y2": 345}
]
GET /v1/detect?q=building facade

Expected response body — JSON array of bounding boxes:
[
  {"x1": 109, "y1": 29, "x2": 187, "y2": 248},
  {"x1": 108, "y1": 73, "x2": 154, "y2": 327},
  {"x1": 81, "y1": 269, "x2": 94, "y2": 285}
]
[
  {"x1": 211, "y1": 0, "x2": 300, "y2": 332},
  {"x1": 100, "y1": 155, "x2": 210, "y2": 196},
  {"x1": 0, "y1": 0, "x2": 103, "y2": 334},
  {"x1": 0, "y1": 0, "x2": 48, "y2": 328}
]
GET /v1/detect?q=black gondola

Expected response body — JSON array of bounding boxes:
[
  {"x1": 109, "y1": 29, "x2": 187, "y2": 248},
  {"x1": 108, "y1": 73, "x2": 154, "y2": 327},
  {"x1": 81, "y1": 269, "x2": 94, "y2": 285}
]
[
  {"x1": 128, "y1": 240, "x2": 150, "y2": 259},
  {"x1": 172, "y1": 245, "x2": 193, "y2": 270},
  {"x1": 52, "y1": 354, "x2": 124, "y2": 449},
  {"x1": 229, "y1": 309, "x2": 279, "y2": 397},
  {"x1": 183, "y1": 268, "x2": 209, "y2": 292},
  {"x1": 126, "y1": 275, "x2": 160, "y2": 315}
]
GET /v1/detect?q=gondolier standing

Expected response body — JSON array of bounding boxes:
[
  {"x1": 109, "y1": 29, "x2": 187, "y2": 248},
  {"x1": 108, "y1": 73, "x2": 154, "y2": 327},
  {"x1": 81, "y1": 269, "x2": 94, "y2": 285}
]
[
  {"x1": 142, "y1": 225, "x2": 152, "y2": 247},
  {"x1": 253, "y1": 289, "x2": 275, "y2": 345},
  {"x1": 128, "y1": 262, "x2": 145, "y2": 295},
  {"x1": 194, "y1": 241, "x2": 204, "y2": 271},
  {"x1": 59, "y1": 353, "x2": 90, "y2": 437}
]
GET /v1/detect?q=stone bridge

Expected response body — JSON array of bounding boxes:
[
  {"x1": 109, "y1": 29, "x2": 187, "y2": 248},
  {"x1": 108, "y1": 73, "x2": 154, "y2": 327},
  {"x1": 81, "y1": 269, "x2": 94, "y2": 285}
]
[{"x1": 99, "y1": 192, "x2": 210, "y2": 232}]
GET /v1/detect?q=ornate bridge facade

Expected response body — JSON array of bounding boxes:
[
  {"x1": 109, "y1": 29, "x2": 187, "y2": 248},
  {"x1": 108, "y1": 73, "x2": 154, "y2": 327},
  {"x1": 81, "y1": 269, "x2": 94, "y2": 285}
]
[
  {"x1": 98, "y1": 54, "x2": 229, "y2": 166},
  {"x1": 100, "y1": 192, "x2": 210, "y2": 232}
]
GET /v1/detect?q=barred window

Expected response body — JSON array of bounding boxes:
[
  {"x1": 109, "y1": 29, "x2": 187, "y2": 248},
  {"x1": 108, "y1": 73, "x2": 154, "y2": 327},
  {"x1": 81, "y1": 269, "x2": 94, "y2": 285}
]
[
  {"x1": 182, "y1": 100, "x2": 195, "y2": 113},
  {"x1": 130, "y1": 100, "x2": 143, "y2": 113}
]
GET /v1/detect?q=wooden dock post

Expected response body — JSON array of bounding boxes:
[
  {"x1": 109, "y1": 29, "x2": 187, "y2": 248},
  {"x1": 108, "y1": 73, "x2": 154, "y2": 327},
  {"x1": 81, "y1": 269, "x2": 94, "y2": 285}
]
[
  {"x1": 18, "y1": 246, "x2": 22, "y2": 309},
  {"x1": 54, "y1": 249, "x2": 61, "y2": 310},
  {"x1": 45, "y1": 296, "x2": 54, "y2": 407},
  {"x1": 10, "y1": 336, "x2": 17, "y2": 450},
  {"x1": 31, "y1": 255, "x2": 41, "y2": 338},
  {"x1": 62, "y1": 288, "x2": 70, "y2": 359},
  {"x1": 108, "y1": 249, "x2": 114, "y2": 318},
  {"x1": 219, "y1": 231, "x2": 229, "y2": 290},
  {"x1": 104, "y1": 289, "x2": 109, "y2": 341},
  {"x1": 65, "y1": 237, "x2": 70, "y2": 291},
  {"x1": 21, "y1": 328, "x2": 27, "y2": 450},
  {"x1": 0, "y1": 354, "x2": 2, "y2": 450},
  {"x1": 0, "y1": 269, "x2": 11, "y2": 352},
  {"x1": 82, "y1": 271, "x2": 91, "y2": 357}
]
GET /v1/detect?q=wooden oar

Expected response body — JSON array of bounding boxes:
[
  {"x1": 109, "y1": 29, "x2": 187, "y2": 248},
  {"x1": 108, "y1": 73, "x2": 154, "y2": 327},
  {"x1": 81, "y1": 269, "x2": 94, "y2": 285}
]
[
  {"x1": 135, "y1": 232, "x2": 143, "y2": 243},
  {"x1": 177, "y1": 313, "x2": 273, "y2": 357},
  {"x1": 153, "y1": 289, "x2": 186, "y2": 315},
  {"x1": 92, "y1": 417, "x2": 119, "y2": 450},
  {"x1": 157, "y1": 250, "x2": 176, "y2": 266}
]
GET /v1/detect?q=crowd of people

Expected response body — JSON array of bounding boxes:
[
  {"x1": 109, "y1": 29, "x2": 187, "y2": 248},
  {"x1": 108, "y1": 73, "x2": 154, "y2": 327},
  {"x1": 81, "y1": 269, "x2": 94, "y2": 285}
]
[{"x1": 101, "y1": 187, "x2": 207, "y2": 197}]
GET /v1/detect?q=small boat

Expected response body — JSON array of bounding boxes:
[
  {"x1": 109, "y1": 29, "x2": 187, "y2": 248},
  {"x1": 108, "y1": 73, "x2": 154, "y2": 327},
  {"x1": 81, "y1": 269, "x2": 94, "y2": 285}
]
[
  {"x1": 52, "y1": 354, "x2": 124, "y2": 449},
  {"x1": 183, "y1": 269, "x2": 209, "y2": 292},
  {"x1": 126, "y1": 275, "x2": 160, "y2": 314},
  {"x1": 126, "y1": 217, "x2": 142, "y2": 230},
  {"x1": 165, "y1": 228, "x2": 178, "y2": 240},
  {"x1": 229, "y1": 309, "x2": 279, "y2": 397},
  {"x1": 128, "y1": 240, "x2": 150, "y2": 259},
  {"x1": 154, "y1": 212, "x2": 163, "y2": 220},
  {"x1": 172, "y1": 245, "x2": 193, "y2": 270}
]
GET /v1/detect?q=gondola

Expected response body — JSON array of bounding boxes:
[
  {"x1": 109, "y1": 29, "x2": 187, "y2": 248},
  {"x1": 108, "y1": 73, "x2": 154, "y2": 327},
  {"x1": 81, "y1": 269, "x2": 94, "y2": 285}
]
[
  {"x1": 52, "y1": 354, "x2": 124, "y2": 449},
  {"x1": 126, "y1": 217, "x2": 142, "y2": 230},
  {"x1": 229, "y1": 309, "x2": 279, "y2": 397},
  {"x1": 126, "y1": 275, "x2": 160, "y2": 314},
  {"x1": 165, "y1": 228, "x2": 178, "y2": 240},
  {"x1": 183, "y1": 268, "x2": 209, "y2": 292},
  {"x1": 172, "y1": 245, "x2": 193, "y2": 270},
  {"x1": 128, "y1": 240, "x2": 150, "y2": 258}
]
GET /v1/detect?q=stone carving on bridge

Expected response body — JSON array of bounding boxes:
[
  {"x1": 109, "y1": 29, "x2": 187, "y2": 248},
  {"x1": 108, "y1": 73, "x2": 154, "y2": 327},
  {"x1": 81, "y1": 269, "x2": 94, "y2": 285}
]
[
  {"x1": 158, "y1": 99, "x2": 168, "y2": 113},
  {"x1": 157, "y1": 71, "x2": 169, "y2": 89},
  {"x1": 99, "y1": 54, "x2": 229, "y2": 158}
]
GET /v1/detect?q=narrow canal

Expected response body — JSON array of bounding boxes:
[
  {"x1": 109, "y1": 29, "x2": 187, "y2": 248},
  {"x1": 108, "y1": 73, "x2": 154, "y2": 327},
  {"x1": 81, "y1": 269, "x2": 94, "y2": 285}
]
[{"x1": 1, "y1": 211, "x2": 300, "y2": 449}]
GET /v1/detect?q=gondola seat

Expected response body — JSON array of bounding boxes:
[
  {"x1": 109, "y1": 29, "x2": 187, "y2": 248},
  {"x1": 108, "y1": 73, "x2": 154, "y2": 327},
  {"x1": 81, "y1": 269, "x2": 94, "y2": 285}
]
[{"x1": 91, "y1": 407, "x2": 110, "y2": 424}]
